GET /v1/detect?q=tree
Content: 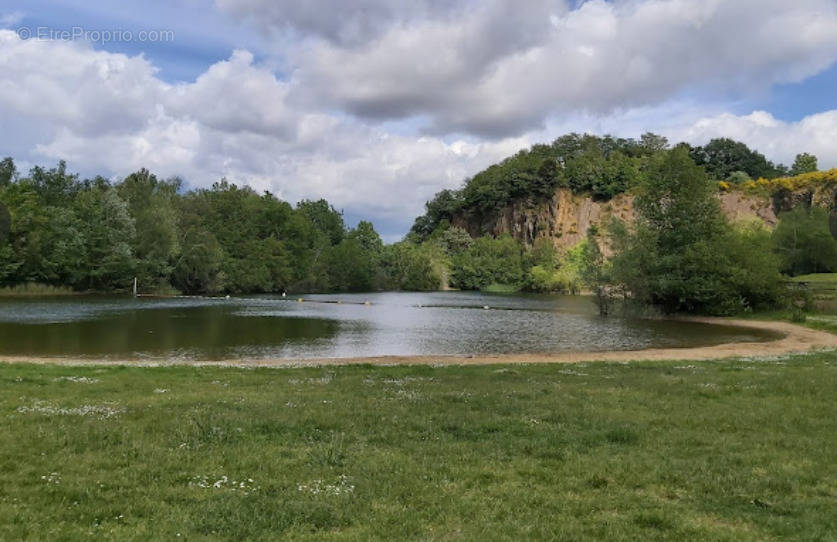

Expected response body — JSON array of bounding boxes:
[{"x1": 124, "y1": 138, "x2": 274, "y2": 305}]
[
  {"x1": 0, "y1": 157, "x2": 15, "y2": 187},
  {"x1": 790, "y1": 153, "x2": 818, "y2": 176},
  {"x1": 27, "y1": 161, "x2": 81, "y2": 207},
  {"x1": 410, "y1": 189, "x2": 464, "y2": 240},
  {"x1": 0, "y1": 202, "x2": 10, "y2": 244},
  {"x1": 435, "y1": 226, "x2": 473, "y2": 256},
  {"x1": 348, "y1": 221, "x2": 383, "y2": 256},
  {"x1": 74, "y1": 187, "x2": 136, "y2": 290},
  {"x1": 297, "y1": 199, "x2": 345, "y2": 246},
  {"x1": 773, "y1": 207, "x2": 837, "y2": 275},
  {"x1": 638, "y1": 133, "x2": 669, "y2": 154},
  {"x1": 325, "y1": 238, "x2": 376, "y2": 291},
  {"x1": 690, "y1": 138, "x2": 781, "y2": 180},
  {"x1": 450, "y1": 235, "x2": 524, "y2": 290},
  {"x1": 610, "y1": 147, "x2": 783, "y2": 314},
  {"x1": 118, "y1": 169, "x2": 180, "y2": 288},
  {"x1": 379, "y1": 242, "x2": 439, "y2": 291},
  {"x1": 579, "y1": 228, "x2": 611, "y2": 315},
  {"x1": 171, "y1": 228, "x2": 225, "y2": 294}
]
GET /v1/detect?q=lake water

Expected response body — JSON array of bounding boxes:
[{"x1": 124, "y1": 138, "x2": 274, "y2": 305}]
[{"x1": 0, "y1": 292, "x2": 778, "y2": 361}]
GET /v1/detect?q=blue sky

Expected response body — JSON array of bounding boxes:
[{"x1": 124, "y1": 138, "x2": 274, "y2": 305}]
[{"x1": 1, "y1": 0, "x2": 837, "y2": 239}]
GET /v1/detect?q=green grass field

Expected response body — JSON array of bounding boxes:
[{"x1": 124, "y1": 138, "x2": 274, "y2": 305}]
[
  {"x1": 788, "y1": 273, "x2": 837, "y2": 314},
  {"x1": 3, "y1": 355, "x2": 837, "y2": 541}
]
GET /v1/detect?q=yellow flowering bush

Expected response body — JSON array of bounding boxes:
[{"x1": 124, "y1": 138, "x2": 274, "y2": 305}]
[{"x1": 741, "y1": 169, "x2": 837, "y2": 194}]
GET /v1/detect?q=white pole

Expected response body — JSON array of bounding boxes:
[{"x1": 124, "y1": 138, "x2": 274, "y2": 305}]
[{"x1": 133, "y1": 277, "x2": 137, "y2": 297}]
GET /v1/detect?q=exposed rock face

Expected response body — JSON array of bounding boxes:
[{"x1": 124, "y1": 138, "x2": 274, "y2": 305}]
[
  {"x1": 452, "y1": 187, "x2": 833, "y2": 250},
  {"x1": 719, "y1": 192, "x2": 777, "y2": 227},
  {"x1": 451, "y1": 189, "x2": 633, "y2": 249}
]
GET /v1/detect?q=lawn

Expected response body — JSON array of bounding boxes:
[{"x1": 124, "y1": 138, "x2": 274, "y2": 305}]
[{"x1": 2, "y1": 354, "x2": 837, "y2": 541}]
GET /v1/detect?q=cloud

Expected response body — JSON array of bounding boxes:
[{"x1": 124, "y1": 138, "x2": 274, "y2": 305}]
[
  {"x1": 275, "y1": 0, "x2": 837, "y2": 137},
  {"x1": 0, "y1": 31, "x2": 524, "y2": 236},
  {"x1": 0, "y1": 12, "x2": 24, "y2": 27},
  {"x1": 215, "y1": 0, "x2": 473, "y2": 47},
  {"x1": 674, "y1": 110, "x2": 837, "y2": 169}
]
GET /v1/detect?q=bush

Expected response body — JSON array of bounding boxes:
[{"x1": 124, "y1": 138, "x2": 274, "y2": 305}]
[
  {"x1": 773, "y1": 207, "x2": 837, "y2": 276},
  {"x1": 450, "y1": 235, "x2": 524, "y2": 290}
]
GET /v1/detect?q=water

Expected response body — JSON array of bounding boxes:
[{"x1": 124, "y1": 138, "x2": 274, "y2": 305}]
[{"x1": 0, "y1": 292, "x2": 778, "y2": 361}]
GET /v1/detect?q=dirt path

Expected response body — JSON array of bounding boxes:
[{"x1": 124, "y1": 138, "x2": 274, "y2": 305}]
[{"x1": 1, "y1": 317, "x2": 836, "y2": 368}]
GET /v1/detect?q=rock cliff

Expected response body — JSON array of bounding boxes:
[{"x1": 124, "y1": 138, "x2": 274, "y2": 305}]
[{"x1": 452, "y1": 185, "x2": 837, "y2": 250}]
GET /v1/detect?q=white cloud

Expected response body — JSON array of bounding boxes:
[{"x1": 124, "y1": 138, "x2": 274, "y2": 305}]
[
  {"x1": 278, "y1": 0, "x2": 837, "y2": 136},
  {"x1": 215, "y1": 0, "x2": 474, "y2": 46},
  {"x1": 674, "y1": 110, "x2": 837, "y2": 169},
  {"x1": 0, "y1": 12, "x2": 24, "y2": 27}
]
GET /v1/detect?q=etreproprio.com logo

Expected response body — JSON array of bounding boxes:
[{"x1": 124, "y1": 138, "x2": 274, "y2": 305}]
[{"x1": 16, "y1": 26, "x2": 175, "y2": 44}]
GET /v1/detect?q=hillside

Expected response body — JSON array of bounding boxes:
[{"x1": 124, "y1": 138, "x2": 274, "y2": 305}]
[{"x1": 412, "y1": 133, "x2": 836, "y2": 250}]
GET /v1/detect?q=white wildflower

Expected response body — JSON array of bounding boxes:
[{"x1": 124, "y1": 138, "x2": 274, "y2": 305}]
[
  {"x1": 54, "y1": 376, "x2": 100, "y2": 384},
  {"x1": 17, "y1": 401, "x2": 124, "y2": 419},
  {"x1": 190, "y1": 474, "x2": 259, "y2": 494},
  {"x1": 298, "y1": 474, "x2": 354, "y2": 496}
]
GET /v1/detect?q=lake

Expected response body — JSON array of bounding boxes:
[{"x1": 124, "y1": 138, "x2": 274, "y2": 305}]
[{"x1": 0, "y1": 292, "x2": 778, "y2": 361}]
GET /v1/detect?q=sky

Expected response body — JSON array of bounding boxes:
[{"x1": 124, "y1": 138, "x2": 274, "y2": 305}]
[{"x1": 1, "y1": 0, "x2": 837, "y2": 240}]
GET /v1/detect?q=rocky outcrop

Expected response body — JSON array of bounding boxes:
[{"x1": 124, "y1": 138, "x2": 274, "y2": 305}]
[
  {"x1": 451, "y1": 189, "x2": 633, "y2": 249},
  {"x1": 452, "y1": 187, "x2": 831, "y2": 250}
]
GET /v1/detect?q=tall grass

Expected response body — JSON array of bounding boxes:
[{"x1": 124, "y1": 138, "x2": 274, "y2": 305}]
[{"x1": 0, "y1": 283, "x2": 75, "y2": 296}]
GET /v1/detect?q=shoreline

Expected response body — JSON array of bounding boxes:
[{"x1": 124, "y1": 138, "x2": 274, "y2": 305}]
[{"x1": 0, "y1": 317, "x2": 835, "y2": 368}]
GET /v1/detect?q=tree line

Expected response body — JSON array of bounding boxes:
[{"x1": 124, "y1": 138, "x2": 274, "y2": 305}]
[{"x1": 0, "y1": 159, "x2": 435, "y2": 294}]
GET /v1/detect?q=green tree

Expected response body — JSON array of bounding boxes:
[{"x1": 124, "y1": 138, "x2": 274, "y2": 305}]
[
  {"x1": 171, "y1": 228, "x2": 225, "y2": 294},
  {"x1": 579, "y1": 228, "x2": 611, "y2": 315},
  {"x1": 379, "y1": 242, "x2": 439, "y2": 291},
  {"x1": 690, "y1": 138, "x2": 781, "y2": 180},
  {"x1": 0, "y1": 157, "x2": 15, "y2": 187},
  {"x1": 297, "y1": 199, "x2": 345, "y2": 246},
  {"x1": 118, "y1": 169, "x2": 180, "y2": 288},
  {"x1": 610, "y1": 148, "x2": 782, "y2": 314},
  {"x1": 348, "y1": 221, "x2": 383, "y2": 256},
  {"x1": 790, "y1": 153, "x2": 818, "y2": 176},
  {"x1": 74, "y1": 186, "x2": 136, "y2": 290},
  {"x1": 773, "y1": 207, "x2": 837, "y2": 275},
  {"x1": 0, "y1": 202, "x2": 10, "y2": 244},
  {"x1": 450, "y1": 235, "x2": 524, "y2": 290},
  {"x1": 325, "y1": 238, "x2": 375, "y2": 292}
]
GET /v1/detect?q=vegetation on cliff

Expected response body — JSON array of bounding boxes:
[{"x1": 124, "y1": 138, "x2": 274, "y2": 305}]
[
  {"x1": 409, "y1": 133, "x2": 837, "y2": 315},
  {"x1": 410, "y1": 133, "x2": 830, "y2": 242}
]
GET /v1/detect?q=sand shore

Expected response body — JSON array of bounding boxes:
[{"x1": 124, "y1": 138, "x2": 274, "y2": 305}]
[{"x1": 0, "y1": 317, "x2": 835, "y2": 368}]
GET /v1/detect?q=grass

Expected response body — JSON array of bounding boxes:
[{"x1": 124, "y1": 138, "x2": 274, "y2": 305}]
[
  {"x1": 784, "y1": 274, "x2": 837, "y2": 314},
  {"x1": 788, "y1": 273, "x2": 837, "y2": 283},
  {"x1": 0, "y1": 283, "x2": 76, "y2": 297},
  {"x1": 3, "y1": 354, "x2": 837, "y2": 540},
  {"x1": 481, "y1": 282, "x2": 521, "y2": 294}
]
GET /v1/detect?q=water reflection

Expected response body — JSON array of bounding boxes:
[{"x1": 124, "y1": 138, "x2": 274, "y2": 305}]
[{"x1": 0, "y1": 292, "x2": 778, "y2": 360}]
